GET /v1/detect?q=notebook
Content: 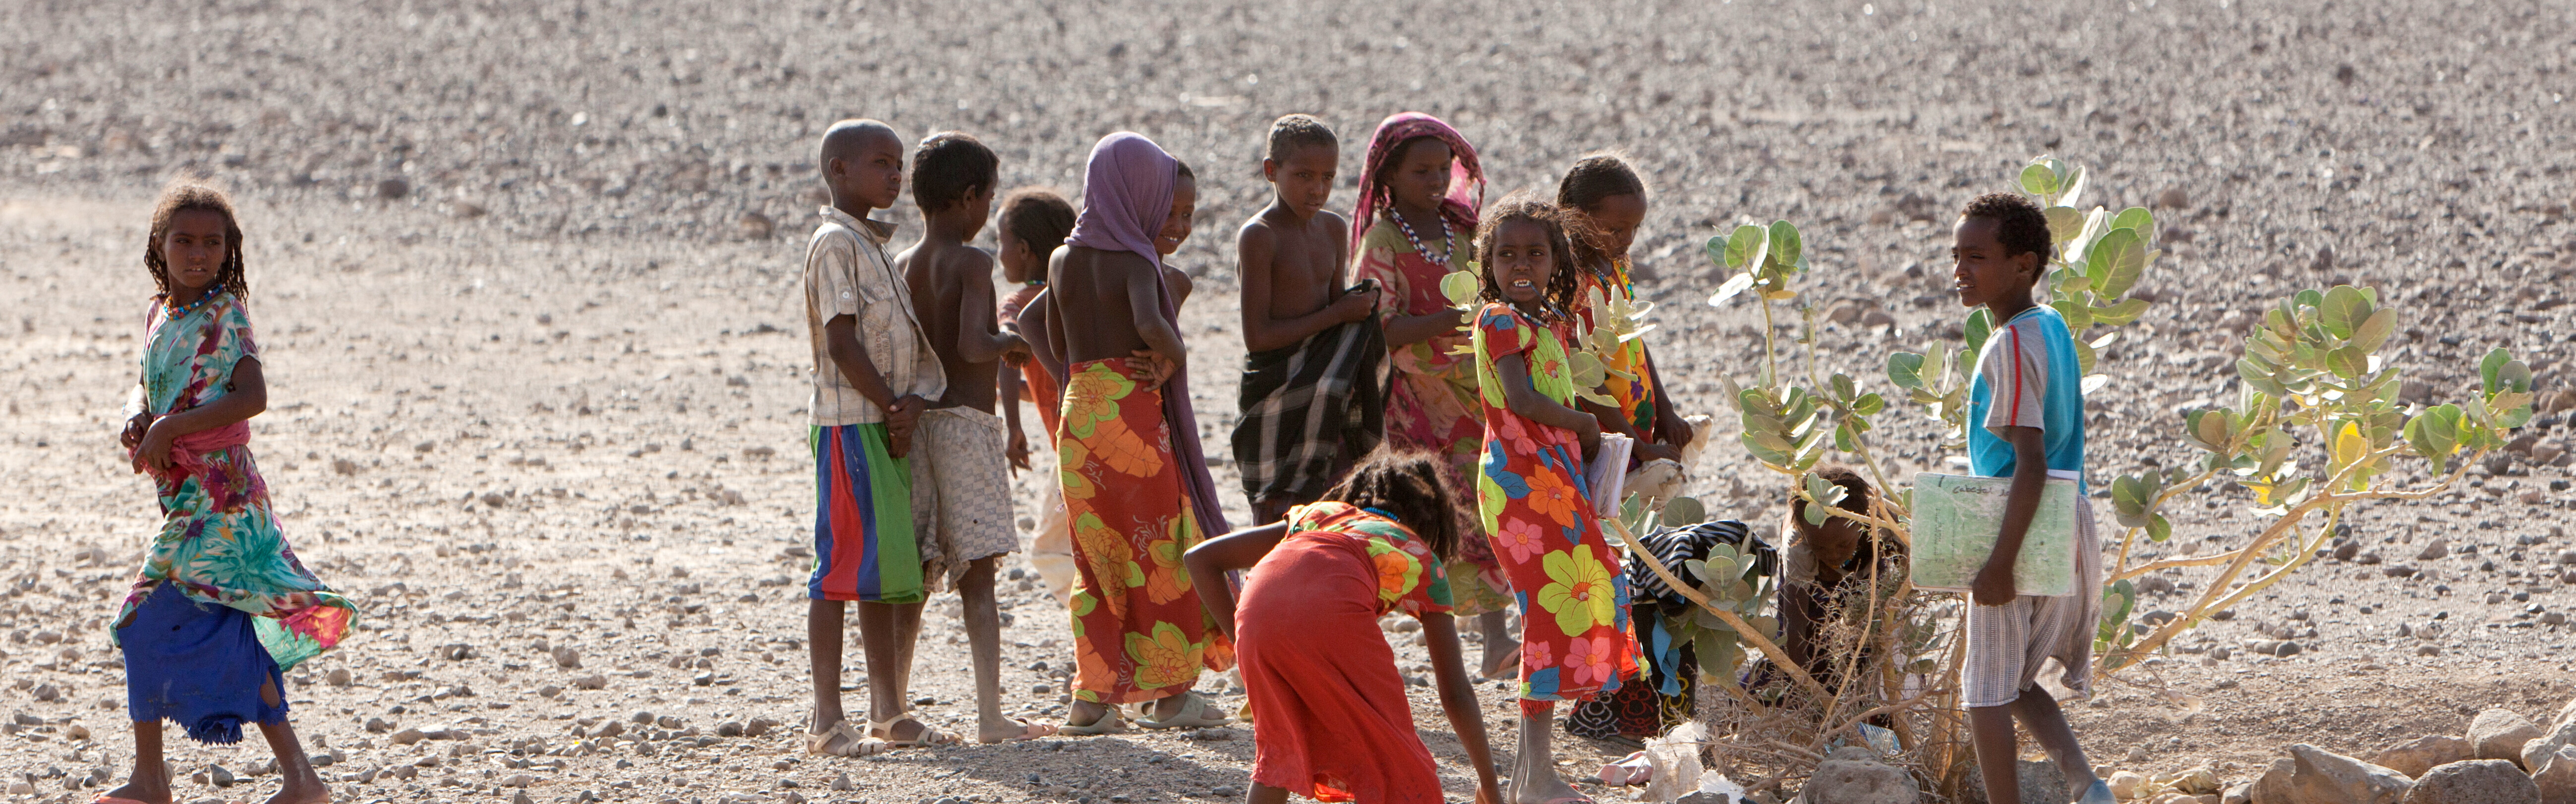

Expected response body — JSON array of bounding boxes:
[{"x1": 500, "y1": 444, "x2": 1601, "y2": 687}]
[
  {"x1": 1585, "y1": 433, "x2": 1633, "y2": 514},
  {"x1": 1907, "y1": 471, "x2": 2079, "y2": 597}
]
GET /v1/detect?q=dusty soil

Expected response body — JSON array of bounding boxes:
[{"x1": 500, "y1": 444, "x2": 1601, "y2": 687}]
[{"x1": 5, "y1": 0, "x2": 2576, "y2": 802}]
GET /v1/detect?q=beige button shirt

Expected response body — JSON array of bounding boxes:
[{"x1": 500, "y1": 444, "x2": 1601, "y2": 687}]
[{"x1": 804, "y1": 207, "x2": 947, "y2": 426}]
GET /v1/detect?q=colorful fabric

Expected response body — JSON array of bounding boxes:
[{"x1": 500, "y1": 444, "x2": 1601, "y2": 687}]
[
  {"x1": 999, "y1": 283, "x2": 1064, "y2": 438},
  {"x1": 1230, "y1": 319, "x2": 1389, "y2": 514},
  {"x1": 1567, "y1": 520, "x2": 1754, "y2": 740},
  {"x1": 1348, "y1": 112, "x2": 1486, "y2": 256},
  {"x1": 119, "y1": 583, "x2": 287, "y2": 744},
  {"x1": 1354, "y1": 221, "x2": 1510, "y2": 616},
  {"x1": 1968, "y1": 306, "x2": 2086, "y2": 482},
  {"x1": 1577, "y1": 258, "x2": 1660, "y2": 437},
  {"x1": 1238, "y1": 502, "x2": 1452, "y2": 803},
  {"x1": 1058, "y1": 357, "x2": 1230, "y2": 704},
  {"x1": 808, "y1": 423, "x2": 922, "y2": 603},
  {"x1": 909, "y1": 407, "x2": 1018, "y2": 591},
  {"x1": 1469, "y1": 303, "x2": 1640, "y2": 712},
  {"x1": 804, "y1": 207, "x2": 946, "y2": 426},
  {"x1": 115, "y1": 292, "x2": 352, "y2": 675}
]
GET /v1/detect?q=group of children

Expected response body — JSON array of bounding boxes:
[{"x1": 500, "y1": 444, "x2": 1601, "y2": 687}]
[{"x1": 94, "y1": 111, "x2": 2112, "y2": 804}]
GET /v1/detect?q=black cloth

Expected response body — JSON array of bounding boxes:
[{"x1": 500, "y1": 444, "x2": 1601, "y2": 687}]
[{"x1": 1230, "y1": 318, "x2": 1389, "y2": 509}]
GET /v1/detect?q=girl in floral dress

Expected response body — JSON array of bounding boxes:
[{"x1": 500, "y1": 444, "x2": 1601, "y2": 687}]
[
  {"x1": 1185, "y1": 450, "x2": 1501, "y2": 804},
  {"x1": 1468, "y1": 197, "x2": 1638, "y2": 804},
  {"x1": 1347, "y1": 112, "x2": 1518, "y2": 677},
  {"x1": 105, "y1": 183, "x2": 354, "y2": 804}
]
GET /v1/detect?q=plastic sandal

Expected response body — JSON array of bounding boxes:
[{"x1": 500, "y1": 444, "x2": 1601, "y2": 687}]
[
  {"x1": 2077, "y1": 779, "x2": 2117, "y2": 804},
  {"x1": 803, "y1": 721, "x2": 884, "y2": 757},
  {"x1": 868, "y1": 713, "x2": 961, "y2": 748},
  {"x1": 1134, "y1": 692, "x2": 1231, "y2": 730},
  {"x1": 1058, "y1": 704, "x2": 1127, "y2": 736}
]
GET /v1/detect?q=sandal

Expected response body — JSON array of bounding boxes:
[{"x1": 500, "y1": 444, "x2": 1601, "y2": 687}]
[
  {"x1": 1134, "y1": 692, "x2": 1230, "y2": 730},
  {"x1": 1059, "y1": 703, "x2": 1127, "y2": 736},
  {"x1": 803, "y1": 721, "x2": 884, "y2": 757},
  {"x1": 869, "y1": 713, "x2": 962, "y2": 748},
  {"x1": 979, "y1": 717, "x2": 1061, "y2": 744}
]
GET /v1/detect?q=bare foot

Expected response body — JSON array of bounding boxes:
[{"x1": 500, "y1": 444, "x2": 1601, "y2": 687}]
[
  {"x1": 101, "y1": 778, "x2": 172, "y2": 804},
  {"x1": 977, "y1": 713, "x2": 1060, "y2": 743},
  {"x1": 262, "y1": 769, "x2": 332, "y2": 804}
]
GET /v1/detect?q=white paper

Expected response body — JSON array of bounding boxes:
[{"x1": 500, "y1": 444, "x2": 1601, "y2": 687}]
[{"x1": 1586, "y1": 433, "x2": 1633, "y2": 513}]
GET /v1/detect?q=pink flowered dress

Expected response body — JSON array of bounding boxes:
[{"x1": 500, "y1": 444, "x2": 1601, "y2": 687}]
[
  {"x1": 1469, "y1": 302, "x2": 1639, "y2": 711},
  {"x1": 117, "y1": 292, "x2": 353, "y2": 669},
  {"x1": 1353, "y1": 219, "x2": 1513, "y2": 616}
]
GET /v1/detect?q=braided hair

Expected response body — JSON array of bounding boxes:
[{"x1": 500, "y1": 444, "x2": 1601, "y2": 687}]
[
  {"x1": 1321, "y1": 447, "x2": 1462, "y2": 560},
  {"x1": 143, "y1": 181, "x2": 248, "y2": 301},
  {"x1": 1472, "y1": 195, "x2": 1588, "y2": 323}
]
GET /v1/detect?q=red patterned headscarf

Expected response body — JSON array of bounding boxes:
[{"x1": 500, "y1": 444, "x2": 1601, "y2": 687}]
[{"x1": 1349, "y1": 112, "x2": 1485, "y2": 255}]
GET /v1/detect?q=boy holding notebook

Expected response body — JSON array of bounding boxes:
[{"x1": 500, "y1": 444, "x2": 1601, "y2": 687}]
[{"x1": 1949, "y1": 192, "x2": 2113, "y2": 804}]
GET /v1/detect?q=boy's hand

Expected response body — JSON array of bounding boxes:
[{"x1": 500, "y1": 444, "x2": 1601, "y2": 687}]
[
  {"x1": 887, "y1": 430, "x2": 914, "y2": 460},
  {"x1": 1332, "y1": 284, "x2": 1380, "y2": 323},
  {"x1": 1971, "y1": 558, "x2": 2018, "y2": 606},
  {"x1": 1006, "y1": 429, "x2": 1031, "y2": 474},
  {"x1": 120, "y1": 413, "x2": 154, "y2": 452},
  {"x1": 1654, "y1": 407, "x2": 1694, "y2": 448}
]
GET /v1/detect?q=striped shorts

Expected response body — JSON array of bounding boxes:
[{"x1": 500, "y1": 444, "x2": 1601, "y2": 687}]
[{"x1": 1961, "y1": 494, "x2": 2103, "y2": 708}]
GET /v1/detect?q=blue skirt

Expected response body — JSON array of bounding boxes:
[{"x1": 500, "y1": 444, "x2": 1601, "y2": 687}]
[{"x1": 117, "y1": 583, "x2": 287, "y2": 744}]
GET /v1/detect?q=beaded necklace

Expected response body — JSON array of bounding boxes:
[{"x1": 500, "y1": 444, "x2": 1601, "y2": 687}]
[
  {"x1": 163, "y1": 289, "x2": 225, "y2": 319},
  {"x1": 1391, "y1": 210, "x2": 1454, "y2": 268}
]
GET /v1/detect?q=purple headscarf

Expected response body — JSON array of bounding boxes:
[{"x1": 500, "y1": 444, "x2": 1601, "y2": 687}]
[{"x1": 1054, "y1": 132, "x2": 1232, "y2": 541}]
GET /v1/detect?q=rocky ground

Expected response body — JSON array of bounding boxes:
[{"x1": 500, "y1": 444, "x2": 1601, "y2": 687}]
[{"x1": 5, "y1": 0, "x2": 2576, "y2": 802}]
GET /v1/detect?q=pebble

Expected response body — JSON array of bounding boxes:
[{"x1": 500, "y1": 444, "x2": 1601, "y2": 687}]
[
  {"x1": 30, "y1": 684, "x2": 58, "y2": 702},
  {"x1": 326, "y1": 668, "x2": 353, "y2": 687},
  {"x1": 554, "y1": 647, "x2": 583, "y2": 668},
  {"x1": 210, "y1": 764, "x2": 236, "y2": 787}
]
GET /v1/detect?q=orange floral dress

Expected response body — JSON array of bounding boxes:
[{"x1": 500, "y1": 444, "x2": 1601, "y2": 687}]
[
  {"x1": 1057, "y1": 357, "x2": 1231, "y2": 704},
  {"x1": 1469, "y1": 303, "x2": 1638, "y2": 713}
]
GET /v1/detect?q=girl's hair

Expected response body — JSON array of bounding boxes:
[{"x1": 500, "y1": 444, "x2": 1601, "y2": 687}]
[
  {"x1": 910, "y1": 131, "x2": 999, "y2": 213},
  {"x1": 1323, "y1": 447, "x2": 1462, "y2": 560},
  {"x1": 144, "y1": 181, "x2": 248, "y2": 301},
  {"x1": 1789, "y1": 464, "x2": 1876, "y2": 524},
  {"x1": 997, "y1": 187, "x2": 1078, "y2": 255},
  {"x1": 1555, "y1": 153, "x2": 1646, "y2": 212},
  {"x1": 1175, "y1": 160, "x2": 1195, "y2": 183},
  {"x1": 1472, "y1": 195, "x2": 1588, "y2": 322},
  {"x1": 1555, "y1": 153, "x2": 1644, "y2": 277}
]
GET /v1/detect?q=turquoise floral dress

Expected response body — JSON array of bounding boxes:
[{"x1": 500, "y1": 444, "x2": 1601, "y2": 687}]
[
  {"x1": 1469, "y1": 302, "x2": 1638, "y2": 713},
  {"x1": 118, "y1": 292, "x2": 353, "y2": 671}
]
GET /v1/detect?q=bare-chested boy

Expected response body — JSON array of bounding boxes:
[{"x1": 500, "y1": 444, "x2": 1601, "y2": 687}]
[
  {"x1": 891, "y1": 131, "x2": 1057, "y2": 744},
  {"x1": 1042, "y1": 132, "x2": 1231, "y2": 735},
  {"x1": 1229, "y1": 114, "x2": 1387, "y2": 524}
]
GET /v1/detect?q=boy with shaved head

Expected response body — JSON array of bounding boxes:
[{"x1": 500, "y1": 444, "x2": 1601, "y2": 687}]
[
  {"x1": 1230, "y1": 113, "x2": 1388, "y2": 525},
  {"x1": 800, "y1": 118, "x2": 952, "y2": 756}
]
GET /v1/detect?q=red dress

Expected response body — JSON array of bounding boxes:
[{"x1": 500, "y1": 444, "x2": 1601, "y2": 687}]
[{"x1": 1238, "y1": 502, "x2": 1455, "y2": 804}]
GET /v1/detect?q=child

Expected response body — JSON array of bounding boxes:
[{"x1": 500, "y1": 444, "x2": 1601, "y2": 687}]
[
  {"x1": 1041, "y1": 132, "x2": 1233, "y2": 735},
  {"x1": 1950, "y1": 192, "x2": 2113, "y2": 804},
  {"x1": 107, "y1": 181, "x2": 355, "y2": 804},
  {"x1": 995, "y1": 188, "x2": 1081, "y2": 605},
  {"x1": 1554, "y1": 155, "x2": 1694, "y2": 468},
  {"x1": 1776, "y1": 466, "x2": 1900, "y2": 690},
  {"x1": 1348, "y1": 112, "x2": 1517, "y2": 676},
  {"x1": 1158, "y1": 161, "x2": 1201, "y2": 309},
  {"x1": 1467, "y1": 197, "x2": 1640, "y2": 804},
  {"x1": 892, "y1": 131, "x2": 1056, "y2": 744},
  {"x1": 1232, "y1": 113, "x2": 1387, "y2": 524},
  {"x1": 800, "y1": 119, "x2": 953, "y2": 755},
  {"x1": 1184, "y1": 449, "x2": 1503, "y2": 804}
]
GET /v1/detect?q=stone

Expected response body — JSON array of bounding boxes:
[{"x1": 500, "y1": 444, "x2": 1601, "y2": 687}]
[
  {"x1": 1802, "y1": 757, "x2": 1917, "y2": 804},
  {"x1": 2470, "y1": 709, "x2": 2543, "y2": 764},
  {"x1": 390, "y1": 727, "x2": 426, "y2": 746},
  {"x1": 2375, "y1": 735, "x2": 2472, "y2": 778},
  {"x1": 2268, "y1": 744, "x2": 2413, "y2": 804},
  {"x1": 2400, "y1": 759, "x2": 2538, "y2": 804},
  {"x1": 2419, "y1": 539, "x2": 2453, "y2": 561},
  {"x1": 326, "y1": 668, "x2": 352, "y2": 687},
  {"x1": 554, "y1": 647, "x2": 582, "y2": 669},
  {"x1": 2223, "y1": 781, "x2": 2253, "y2": 804},
  {"x1": 2109, "y1": 770, "x2": 2149, "y2": 799},
  {"x1": 2531, "y1": 746, "x2": 2576, "y2": 804},
  {"x1": 1964, "y1": 758, "x2": 2066, "y2": 804},
  {"x1": 572, "y1": 674, "x2": 609, "y2": 691},
  {"x1": 2527, "y1": 719, "x2": 2576, "y2": 773},
  {"x1": 209, "y1": 764, "x2": 236, "y2": 787}
]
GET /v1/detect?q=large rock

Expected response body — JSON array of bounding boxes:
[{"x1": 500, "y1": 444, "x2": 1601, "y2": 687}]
[
  {"x1": 2256, "y1": 745, "x2": 2412, "y2": 804},
  {"x1": 2528, "y1": 720, "x2": 2576, "y2": 773},
  {"x1": 2400, "y1": 759, "x2": 2538, "y2": 804},
  {"x1": 1965, "y1": 759, "x2": 2066, "y2": 804},
  {"x1": 2534, "y1": 746, "x2": 2576, "y2": 804},
  {"x1": 2375, "y1": 735, "x2": 2473, "y2": 778},
  {"x1": 2471, "y1": 709, "x2": 2545, "y2": 764},
  {"x1": 1801, "y1": 757, "x2": 1918, "y2": 804}
]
